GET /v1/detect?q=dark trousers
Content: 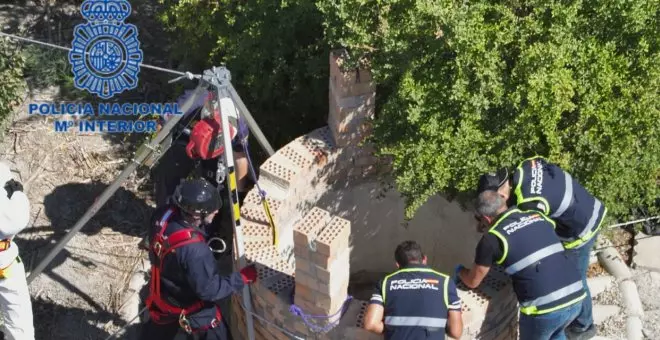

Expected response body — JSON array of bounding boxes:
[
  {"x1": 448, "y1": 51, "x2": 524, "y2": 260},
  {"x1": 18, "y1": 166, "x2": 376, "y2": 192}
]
[{"x1": 140, "y1": 318, "x2": 231, "y2": 340}]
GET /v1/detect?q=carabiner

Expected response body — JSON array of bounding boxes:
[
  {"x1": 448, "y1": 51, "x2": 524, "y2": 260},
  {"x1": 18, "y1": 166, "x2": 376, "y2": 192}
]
[
  {"x1": 207, "y1": 237, "x2": 227, "y2": 254},
  {"x1": 179, "y1": 312, "x2": 193, "y2": 334}
]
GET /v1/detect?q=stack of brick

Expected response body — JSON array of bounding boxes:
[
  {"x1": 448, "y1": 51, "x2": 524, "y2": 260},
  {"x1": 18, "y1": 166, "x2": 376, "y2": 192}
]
[
  {"x1": 327, "y1": 49, "x2": 391, "y2": 180},
  {"x1": 292, "y1": 207, "x2": 352, "y2": 338},
  {"x1": 328, "y1": 49, "x2": 375, "y2": 148}
]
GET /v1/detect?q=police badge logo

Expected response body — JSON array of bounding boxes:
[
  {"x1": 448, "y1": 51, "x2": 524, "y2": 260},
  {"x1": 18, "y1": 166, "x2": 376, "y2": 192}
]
[{"x1": 68, "y1": 0, "x2": 143, "y2": 99}]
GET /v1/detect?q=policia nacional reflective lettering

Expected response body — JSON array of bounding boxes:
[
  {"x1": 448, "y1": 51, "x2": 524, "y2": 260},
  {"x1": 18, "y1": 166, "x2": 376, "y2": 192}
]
[
  {"x1": 513, "y1": 156, "x2": 608, "y2": 249},
  {"x1": 381, "y1": 268, "x2": 450, "y2": 331},
  {"x1": 488, "y1": 208, "x2": 587, "y2": 315}
]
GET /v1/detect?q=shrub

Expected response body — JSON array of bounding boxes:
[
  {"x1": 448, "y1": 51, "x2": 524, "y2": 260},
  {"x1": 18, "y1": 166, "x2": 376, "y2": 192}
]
[
  {"x1": 0, "y1": 38, "x2": 26, "y2": 124},
  {"x1": 318, "y1": 0, "x2": 659, "y2": 220},
  {"x1": 157, "y1": 0, "x2": 330, "y2": 154}
]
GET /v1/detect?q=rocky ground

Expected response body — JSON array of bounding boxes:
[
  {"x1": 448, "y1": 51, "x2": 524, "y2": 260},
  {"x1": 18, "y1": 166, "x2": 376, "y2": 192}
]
[
  {"x1": 587, "y1": 230, "x2": 660, "y2": 340},
  {"x1": 1, "y1": 87, "x2": 153, "y2": 339}
]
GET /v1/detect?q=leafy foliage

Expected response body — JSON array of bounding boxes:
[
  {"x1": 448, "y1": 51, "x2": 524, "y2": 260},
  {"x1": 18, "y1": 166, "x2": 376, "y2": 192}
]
[
  {"x1": 157, "y1": 0, "x2": 330, "y2": 155},
  {"x1": 0, "y1": 38, "x2": 26, "y2": 124},
  {"x1": 318, "y1": 0, "x2": 659, "y2": 220}
]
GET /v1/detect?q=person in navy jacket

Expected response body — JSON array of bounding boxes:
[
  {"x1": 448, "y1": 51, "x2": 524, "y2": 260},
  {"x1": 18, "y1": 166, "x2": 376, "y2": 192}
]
[{"x1": 141, "y1": 178, "x2": 257, "y2": 340}]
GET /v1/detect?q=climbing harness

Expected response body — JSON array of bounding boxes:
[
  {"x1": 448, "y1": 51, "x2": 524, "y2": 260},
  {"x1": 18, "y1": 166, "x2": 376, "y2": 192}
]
[
  {"x1": 145, "y1": 208, "x2": 212, "y2": 329},
  {"x1": 178, "y1": 307, "x2": 222, "y2": 334}
]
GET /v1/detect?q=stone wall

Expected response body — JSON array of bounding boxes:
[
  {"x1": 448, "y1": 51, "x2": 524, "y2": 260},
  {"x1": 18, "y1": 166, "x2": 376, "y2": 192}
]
[{"x1": 230, "y1": 50, "x2": 518, "y2": 339}]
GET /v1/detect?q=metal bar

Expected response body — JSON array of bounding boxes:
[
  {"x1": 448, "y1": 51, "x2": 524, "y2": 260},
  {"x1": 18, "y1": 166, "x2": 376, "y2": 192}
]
[
  {"x1": 214, "y1": 80, "x2": 256, "y2": 340},
  {"x1": 26, "y1": 85, "x2": 208, "y2": 285},
  {"x1": 607, "y1": 215, "x2": 660, "y2": 229},
  {"x1": 227, "y1": 84, "x2": 275, "y2": 156}
]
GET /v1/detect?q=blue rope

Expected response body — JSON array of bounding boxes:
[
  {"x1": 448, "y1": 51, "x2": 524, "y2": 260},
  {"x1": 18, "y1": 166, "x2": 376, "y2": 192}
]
[
  {"x1": 237, "y1": 117, "x2": 267, "y2": 199},
  {"x1": 289, "y1": 295, "x2": 354, "y2": 334}
]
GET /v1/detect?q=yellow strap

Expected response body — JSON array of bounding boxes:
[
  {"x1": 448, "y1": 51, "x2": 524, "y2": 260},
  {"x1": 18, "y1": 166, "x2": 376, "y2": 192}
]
[
  {"x1": 520, "y1": 293, "x2": 586, "y2": 315},
  {"x1": 261, "y1": 198, "x2": 278, "y2": 247},
  {"x1": 563, "y1": 206, "x2": 608, "y2": 249}
]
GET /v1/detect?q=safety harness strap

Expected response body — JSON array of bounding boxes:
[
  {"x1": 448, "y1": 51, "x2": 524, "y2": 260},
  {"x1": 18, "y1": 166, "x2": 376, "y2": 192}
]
[{"x1": 147, "y1": 208, "x2": 210, "y2": 325}]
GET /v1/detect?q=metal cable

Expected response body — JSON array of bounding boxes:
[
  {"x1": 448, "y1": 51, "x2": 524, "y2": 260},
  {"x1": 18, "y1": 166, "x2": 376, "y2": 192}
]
[
  {"x1": 0, "y1": 31, "x2": 187, "y2": 76},
  {"x1": 606, "y1": 215, "x2": 660, "y2": 229}
]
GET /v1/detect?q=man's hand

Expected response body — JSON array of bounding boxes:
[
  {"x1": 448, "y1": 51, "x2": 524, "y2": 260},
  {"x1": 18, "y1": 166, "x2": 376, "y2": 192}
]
[
  {"x1": 4, "y1": 179, "x2": 23, "y2": 198},
  {"x1": 240, "y1": 264, "x2": 258, "y2": 284}
]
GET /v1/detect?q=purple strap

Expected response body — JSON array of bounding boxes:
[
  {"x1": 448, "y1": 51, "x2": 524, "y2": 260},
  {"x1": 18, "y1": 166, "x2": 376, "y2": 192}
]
[{"x1": 289, "y1": 295, "x2": 353, "y2": 333}]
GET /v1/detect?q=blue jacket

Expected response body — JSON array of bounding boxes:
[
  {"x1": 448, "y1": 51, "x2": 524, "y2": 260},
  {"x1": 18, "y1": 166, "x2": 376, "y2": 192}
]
[{"x1": 149, "y1": 205, "x2": 245, "y2": 327}]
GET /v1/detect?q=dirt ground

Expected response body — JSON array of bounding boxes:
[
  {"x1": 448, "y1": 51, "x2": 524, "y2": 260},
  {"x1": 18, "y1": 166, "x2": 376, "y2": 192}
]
[{"x1": 1, "y1": 88, "x2": 153, "y2": 339}]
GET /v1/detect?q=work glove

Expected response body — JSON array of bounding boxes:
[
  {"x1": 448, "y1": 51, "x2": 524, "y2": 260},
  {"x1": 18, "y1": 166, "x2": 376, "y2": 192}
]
[
  {"x1": 4, "y1": 179, "x2": 23, "y2": 198},
  {"x1": 240, "y1": 264, "x2": 258, "y2": 284},
  {"x1": 454, "y1": 264, "x2": 465, "y2": 284}
]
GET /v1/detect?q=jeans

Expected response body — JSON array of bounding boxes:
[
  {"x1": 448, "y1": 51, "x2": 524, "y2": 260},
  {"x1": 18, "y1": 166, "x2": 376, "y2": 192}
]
[
  {"x1": 519, "y1": 303, "x2": 582, "y2": 340},
  {"x1": 566, "y1": 233, "x2": 598, "y2": 331}
]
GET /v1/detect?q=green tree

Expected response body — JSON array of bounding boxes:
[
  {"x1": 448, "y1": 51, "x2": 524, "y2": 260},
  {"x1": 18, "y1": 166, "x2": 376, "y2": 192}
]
[
  {"x1": 0, "y1": 38, "x2": 26, "y2": 124},
  {"x1": 318, "y1": 0, "x2": 659, "y2": 220},
  {"x1": 157, "y1": 0, "x2": 329, "y2": 154}
]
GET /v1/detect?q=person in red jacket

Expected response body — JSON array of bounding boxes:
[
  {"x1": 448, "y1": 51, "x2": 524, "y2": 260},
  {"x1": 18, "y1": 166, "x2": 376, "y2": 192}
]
[{"x1": 142, "y1": 178, "x2": 257, "y2": 340}]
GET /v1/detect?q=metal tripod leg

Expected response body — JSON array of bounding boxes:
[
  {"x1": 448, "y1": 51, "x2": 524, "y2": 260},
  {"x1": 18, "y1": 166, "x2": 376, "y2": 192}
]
[
  {"x1": 205, "y1": 67, "x2": 256, "y2": 340},
  {"x1": 26, "y1": 85, "x2": 208, "y2": 285}
]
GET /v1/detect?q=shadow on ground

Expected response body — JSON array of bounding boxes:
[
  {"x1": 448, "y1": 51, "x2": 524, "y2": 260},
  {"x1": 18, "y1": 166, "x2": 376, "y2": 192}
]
[
  {"x1": 31, "y1": 296, "x2": 137, "y2": 340},
  {"x1": 42, "y1": 181, "x2": 153, "y2": 238}
]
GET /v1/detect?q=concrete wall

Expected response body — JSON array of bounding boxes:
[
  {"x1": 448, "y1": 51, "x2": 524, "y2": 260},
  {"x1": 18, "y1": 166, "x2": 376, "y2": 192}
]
[{"x1": 317, "y1": 179, "x2": 481, "y2": 275}]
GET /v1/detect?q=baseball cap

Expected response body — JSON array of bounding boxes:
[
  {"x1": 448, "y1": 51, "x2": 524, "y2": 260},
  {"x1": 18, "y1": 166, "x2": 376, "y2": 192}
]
[{"x1": 477, "y1": 167, "x2": 509, "y2": 194}]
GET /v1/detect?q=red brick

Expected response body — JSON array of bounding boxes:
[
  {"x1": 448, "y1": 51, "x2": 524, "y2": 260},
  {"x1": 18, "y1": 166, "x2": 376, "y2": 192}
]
[
  {"x1": 317, "y1": 291, "x2": 349, "y2": 313},
  {"x1": 315, "y1": 216, "x2": 350, "y2": 256},
  {"x1": 294, "y1": 283, "x2": 315, "y2": 302},
  {"x1": 329, "y1": 89, "x2": 375, "y2": 124},
  {"x1": 317, "y1": 271, "x2": 349, "y2": 297},
  {"x1": 311, "y1": 246, "x2": 350, "y2": 283},
  {"x1": 294, "y1": 322, "x2": 311, "y2": 337},
  {"x1": 293, "y1": 245, "x2": 310, "y2": 260},
  {"x1": 329, "y1": 52, "x2": 375, "y2": 98},
  {"x1": 293, "y1": 207, "x2": 331, "y2": 246},
  {"x1": 295, "y1": 258, "x2": 316, "y2": 276},
  {"x1": 294, "y1": 270, "x2": 318, "y2": 290},
  {"x1": 293, "y1": 296, "x2": 319, "y2": 314}
]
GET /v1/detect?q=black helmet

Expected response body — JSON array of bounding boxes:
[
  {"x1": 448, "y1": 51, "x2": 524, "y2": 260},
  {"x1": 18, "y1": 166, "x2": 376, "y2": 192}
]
[{"x1": 172, "y1": 178, "x2": 222, "y2": 215}]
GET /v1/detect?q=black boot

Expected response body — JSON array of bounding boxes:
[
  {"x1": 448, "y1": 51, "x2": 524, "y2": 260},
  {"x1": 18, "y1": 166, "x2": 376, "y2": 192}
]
[{"x1": 566, "y1": 325, "x2": 597, "y2": 340}]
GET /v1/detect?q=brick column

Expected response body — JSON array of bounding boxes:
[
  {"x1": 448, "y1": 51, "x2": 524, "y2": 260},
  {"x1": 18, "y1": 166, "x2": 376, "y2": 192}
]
[
  {"x1": 328, "y1": 49, "x2": 375, "y2": 147},
  {"x1": 328, "y1": 49, "x2": 391, "y2": 180},
  {"x1": 293, "y1": 207, "x2": 351, "y2": 335}
]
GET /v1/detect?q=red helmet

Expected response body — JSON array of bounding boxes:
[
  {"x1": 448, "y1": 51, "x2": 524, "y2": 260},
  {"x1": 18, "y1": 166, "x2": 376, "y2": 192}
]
[{"x1": 185, "y1": 93, "x2": 237, "y2": 160}]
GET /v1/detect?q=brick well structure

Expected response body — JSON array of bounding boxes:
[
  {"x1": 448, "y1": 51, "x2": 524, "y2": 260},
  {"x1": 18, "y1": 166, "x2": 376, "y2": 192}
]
[{"x1": 230, "y1": 50, "x2": 518, "y2": 339}]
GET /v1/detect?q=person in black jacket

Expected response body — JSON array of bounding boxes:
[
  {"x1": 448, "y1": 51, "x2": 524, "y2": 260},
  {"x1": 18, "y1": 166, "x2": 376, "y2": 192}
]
[{"x1": 141, "y1": 178, "x2": 257, "y2": 340}]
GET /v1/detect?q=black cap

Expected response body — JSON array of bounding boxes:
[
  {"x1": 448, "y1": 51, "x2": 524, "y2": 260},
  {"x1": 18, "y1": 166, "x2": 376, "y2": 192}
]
[{"x1": 477, "y1": 167, "x2": 509, "y2": 194}]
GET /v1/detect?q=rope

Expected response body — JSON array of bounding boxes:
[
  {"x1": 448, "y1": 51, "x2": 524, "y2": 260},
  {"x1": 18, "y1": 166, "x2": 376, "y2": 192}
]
[
  {"x1": 237, "y1": 116, "x2": 278, "y2": 247},
  {"x1": 289, "y1": 295, "x2": 354, "y2": 334},
  {"x1": 237, "y1": 300, "x2": 306, "y2": 340},
  {"x1": 0, "y1": 31, "x2": 188, "y2": 77}
]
